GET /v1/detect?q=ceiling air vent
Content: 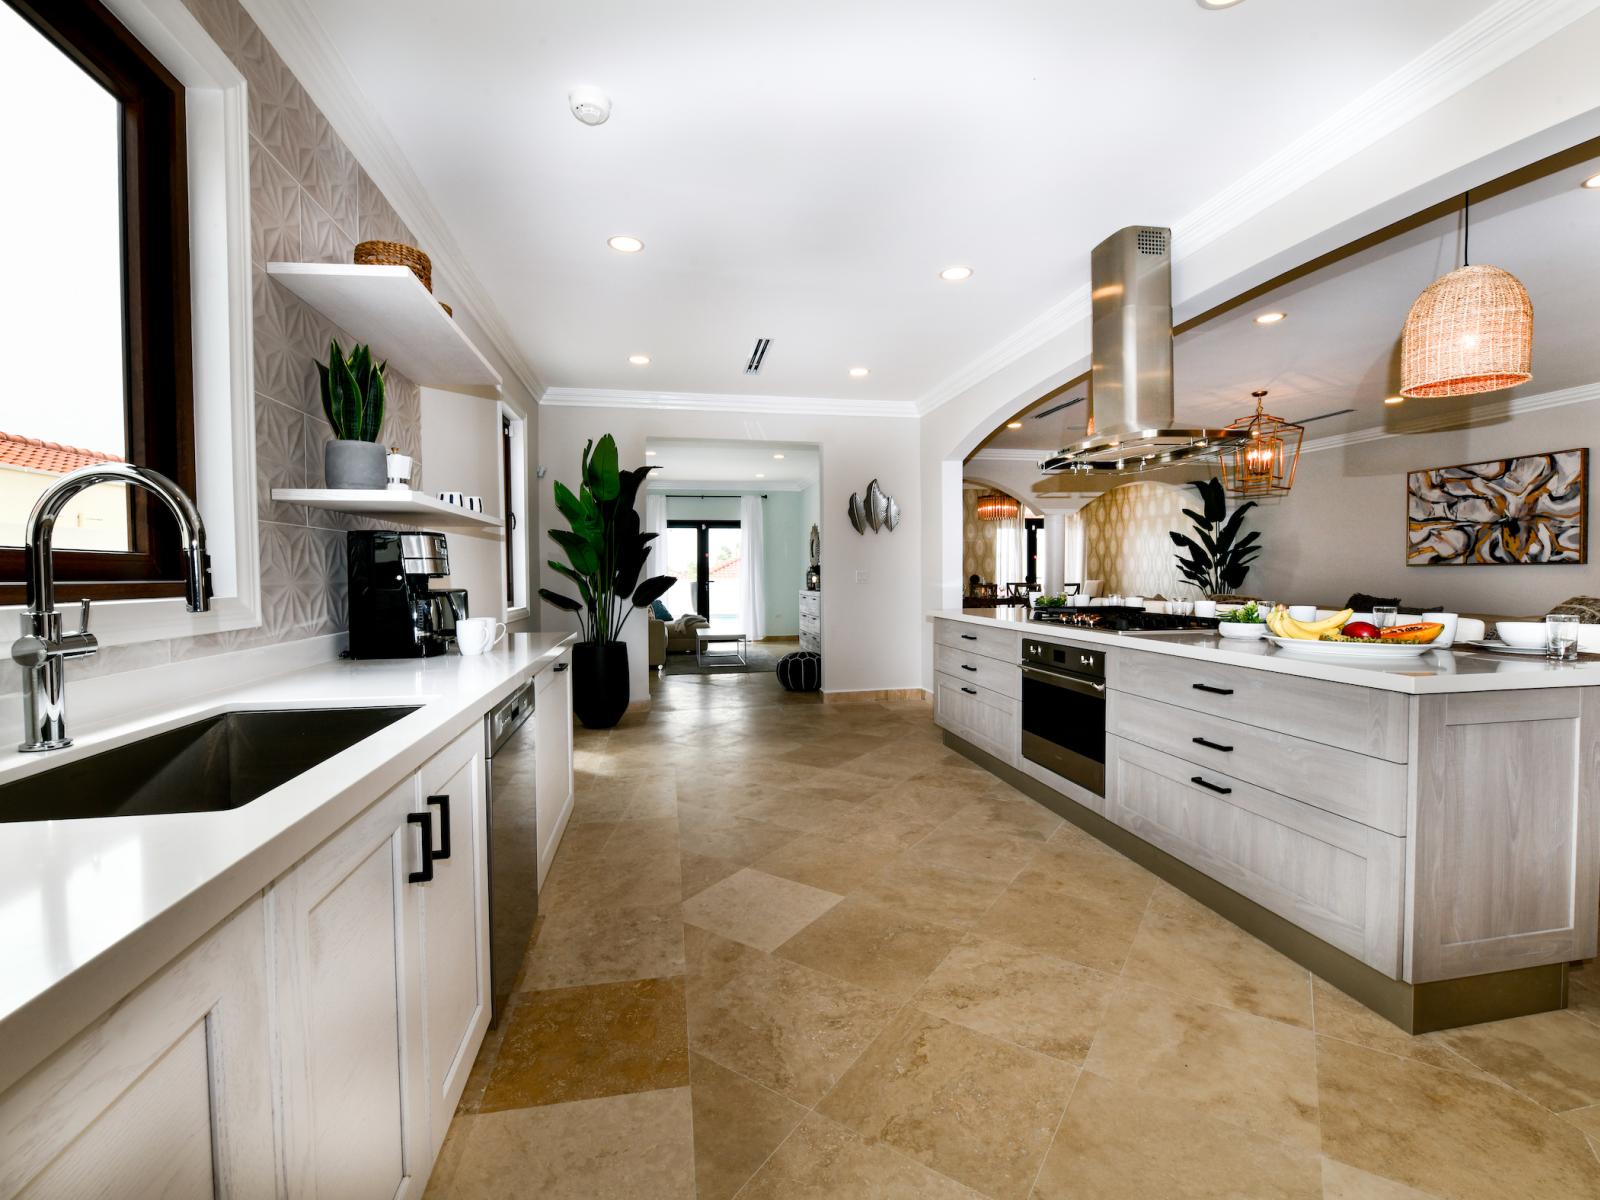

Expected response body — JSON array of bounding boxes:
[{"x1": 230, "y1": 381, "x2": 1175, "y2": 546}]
[
  {"x1": 745, "y1": 338, "x2": 772, "y2": 375},
  {"x1": 1300, "y1": 407, "x2": 1356, "y2": 424},
  {"x1": 1033, "y1": 396, "x2": 1084, "y2": 419}
]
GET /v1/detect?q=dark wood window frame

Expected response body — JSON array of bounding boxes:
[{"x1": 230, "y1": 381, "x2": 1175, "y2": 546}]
[
  {"x1": 0, "y1": 0, "x2": 194, "y2": 604},
  {"x1": 667, "y1": 519, "x2": 740, "y2": 620},
  {"x1": 501, "y1": 414, "x2": 516, "y2": 605}
]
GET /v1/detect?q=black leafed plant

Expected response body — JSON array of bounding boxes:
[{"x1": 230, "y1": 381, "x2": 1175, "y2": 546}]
[
  {"x1": 318, "y1": 339, "x2": 386, "y2": 440},
  {"x1": 538, "y1": 434, "x2": 676, "y2": 643},
  {"x1": 1170, "y1": 477, "x2": 1261, "y2": 595}
]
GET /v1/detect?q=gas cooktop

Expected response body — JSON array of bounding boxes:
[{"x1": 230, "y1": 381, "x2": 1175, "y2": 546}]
[{"x1": 1028, "y1": 605, "x2": 1220, "y2": 633}]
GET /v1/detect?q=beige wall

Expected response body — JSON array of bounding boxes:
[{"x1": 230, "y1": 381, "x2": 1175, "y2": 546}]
[
  {"x1": 961, "y1": 486, "x2": 1000, "y2": 584},
  {"x1": 1250, "y1": 397, "x2": 1600, "y2": 616}
]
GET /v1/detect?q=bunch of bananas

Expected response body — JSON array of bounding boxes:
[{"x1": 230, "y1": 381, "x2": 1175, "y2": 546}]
[{"x1": 1264, "y1": 606, "x2": 1354, "y2": 640}]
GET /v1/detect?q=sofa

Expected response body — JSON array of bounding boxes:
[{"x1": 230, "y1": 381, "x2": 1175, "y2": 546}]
[{"x1": 648, "y1": 612, "x2": 709, "y2": 667}]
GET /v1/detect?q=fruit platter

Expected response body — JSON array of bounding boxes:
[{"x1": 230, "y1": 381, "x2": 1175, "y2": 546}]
[{"x1": 1263, "y1": 607, "x2": 1444, "y2": 660}]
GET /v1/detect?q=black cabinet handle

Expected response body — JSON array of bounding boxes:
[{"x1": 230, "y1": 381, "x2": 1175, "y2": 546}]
[
  {"x1": 407, "y1": 811, "x2": 435, "y2": 883},
  {"x1": 1190, "y1": 775, "x2": 1233, "y2": 795},
  {"x1": 427, "y1": 794, "x2": 452, "y2": 860},
  {"x1": 553, "y1": 662, "x2": 568, "y2": 673},
  {"x1": 961, "y1": 663, "x2": 978, "y2": 672},
  {"x1": 1192, "y1": 736, "x2": 1234, "y2": 753},
  {"x1": 961, "y1": 686, "x2": 978, "y2": 695},
  {"x1": 960, "y1": 634, "x2": 977, "y2": 641},
  {"x1": 1192, "y1": 683, "x2": 1234, "y2": 696}
]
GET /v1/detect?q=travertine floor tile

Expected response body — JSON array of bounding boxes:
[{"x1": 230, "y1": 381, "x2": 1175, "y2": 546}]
[
  {"x1": 687, "y1": 1053, "x2": 806, "y2": 1200},
  {"x1": 1034, "y1": 1071, "x2": 1321, "y2": 1199},
  {"x1": 685, "y1": 930, "x2": 899, "y2": 1105},
  {"x1": 1084, "y1": 981, "x2": 1320, "y2": 1151},
  {"x1": 754, "y1": 830, "x2": 907, "y2": 894},
  {"x1": 518, "y1": 902, "x2": 684, "y2": 990},
  {"x1": 1319, "y1": 1158, "x2": 1441, "y2": 1198},
  {"x1": 1121, "y1": 885, "x2": 1313, "y2": 1028},
  {"x1": 439, "y1": 1088, "x2": 695, "y2": 1199},
  {"x1": 904, "y1": 826, "x2": 1041, "y2": 884},
  {"x1": 481, "y1": 976, "x2": 688, "y2": 1110},
  {"x1": 737, "y1": 1114, "x2": 985, "y2": 1199},
  {"x1": 1310, "y1": 980, "x2": 1498, "y2": 1080},
  {"x1": 1317, "y1": 1035, "x2": 1600, "y2": 1197},
  {"x1": 681, "y1": 867, "x2": 842, "y2": 951},
  {"x1": 680, "y1": 849, "x2": 743, "y2": 900},
  {"x1": 912, "y1": 934, "x2": 1115, "y2": 1063},
  {"x1": 773, "y1": 895, "x2": 963, "y2": 1000},
  {"x1": 817, "y1": 1006, "x2": 1076, "y2": 1199},
  {"x1": 1435, "y1": 1008, "x2": 1600, "y2": 1111},
  {"x1": 937, "y1": 794, "x2": 1063, "y2": 843},
  {"x1": 851, "y1": 856, "x2": 1012, "y2": 930},
  {"x1": 678, "y1": 816, "x2": 801, "y2": 866},
  {"x1": 975, "y1": 868, "x2": 1148, "y2": 973}
]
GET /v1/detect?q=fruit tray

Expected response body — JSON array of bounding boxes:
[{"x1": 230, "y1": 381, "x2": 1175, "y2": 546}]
[{"x1": 1265, "y1": 636, "x2": 1435, "y2": 661}]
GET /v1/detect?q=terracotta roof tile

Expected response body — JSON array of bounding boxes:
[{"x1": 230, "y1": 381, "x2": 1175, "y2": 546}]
[{"x1": 0, "y1": 431, "x2": 123, "y2": 476}]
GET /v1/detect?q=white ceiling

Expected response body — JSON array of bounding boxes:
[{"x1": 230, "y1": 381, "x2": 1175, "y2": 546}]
[
  {"x1": 643, "y1": 438, "x2": 819, "y2": 488},
  {"x1": 292, "y1": 0, "x2": 1496, "y2": 404},
  {"x1": 976, "y1": 143, "x2": 1600, "y2": 456}
]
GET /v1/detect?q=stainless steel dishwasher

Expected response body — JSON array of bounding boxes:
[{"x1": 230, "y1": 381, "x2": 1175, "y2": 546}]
[{"x1": 485, "y1": 679, "x2": 537, "y2": 1026}]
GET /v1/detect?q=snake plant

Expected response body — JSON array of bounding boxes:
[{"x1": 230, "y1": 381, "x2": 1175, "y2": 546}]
[{"x1": 317, "y1": 339, "x2": 386, "y2": 441}]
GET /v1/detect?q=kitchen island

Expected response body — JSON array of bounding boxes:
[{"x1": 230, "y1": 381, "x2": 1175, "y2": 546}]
[
  {"x1": 0, "y1": 633, "x2": 575, "y2": 1197},
  {"x1": 929, "y1": 607, "x2": 1598, "y2": 1032}
]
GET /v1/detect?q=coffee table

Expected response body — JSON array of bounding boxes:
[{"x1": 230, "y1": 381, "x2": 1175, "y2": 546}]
[{"x1": 696, "y1": 629, "x2": 747, "y2": 666}]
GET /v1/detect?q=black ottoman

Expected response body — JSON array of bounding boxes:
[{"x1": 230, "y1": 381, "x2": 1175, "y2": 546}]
[{"x1": 775, "y1": 651, "x2": 822, "y2": 692}]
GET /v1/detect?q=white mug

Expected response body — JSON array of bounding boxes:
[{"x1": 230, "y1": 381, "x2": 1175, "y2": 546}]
[
  {"x1": 1422, "y1": 611, "x2": 1459, "y2": 649},
  {"x1": 1194, "y1": 600, "x2": 1218, "y2": 618},
  {"x1": 438, "y1": 491, "x2": 464, "y2": 507},
  {"x1": 466, "y1": 496, "x2": 484, "y2": 513},
  {"x1": 1287, "y1": 605, "x2": 1317, "y2": 622},
  {"x1": 456, "y1": 617, "x2": 506, "y2": 655}
]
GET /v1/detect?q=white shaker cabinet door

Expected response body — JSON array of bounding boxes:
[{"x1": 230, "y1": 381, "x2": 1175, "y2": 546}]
[
  {"x1": 534, "y1": 653, "x2": 575, "y2": 888},
  {"x1": 269, "y1": 775, "x2": 428, "y2": 1200},
  {"x1": 416, "y1": 728, "x2": 491, "y2": 1157},
  {"x1": 0, "y1": 898, "x2": 276, "y2": 1200}
]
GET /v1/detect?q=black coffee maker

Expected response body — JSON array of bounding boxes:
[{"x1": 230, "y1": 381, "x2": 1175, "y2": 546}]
[{"x1": 347, "y1": 530, "x2": 468, "y2": 658}]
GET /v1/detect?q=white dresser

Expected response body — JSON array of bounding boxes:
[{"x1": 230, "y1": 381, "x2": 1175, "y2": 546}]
[{"x1": 799, "y1": 589, "x2": 821, "y2": 653}]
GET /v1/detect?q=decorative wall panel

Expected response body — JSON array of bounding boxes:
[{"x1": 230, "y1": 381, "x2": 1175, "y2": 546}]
[{"x1": 1081, "y1": 481, "x2": 1189, "y2": 598}]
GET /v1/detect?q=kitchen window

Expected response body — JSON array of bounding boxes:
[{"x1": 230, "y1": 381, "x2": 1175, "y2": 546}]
[{"x1": 0, "y1": 0, "x2": 194, "y2": 603}]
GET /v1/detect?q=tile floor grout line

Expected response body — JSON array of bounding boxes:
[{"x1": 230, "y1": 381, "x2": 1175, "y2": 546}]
[{"x1": 1024, "y1": 1064, "x2": 1081, "y2": 1200}]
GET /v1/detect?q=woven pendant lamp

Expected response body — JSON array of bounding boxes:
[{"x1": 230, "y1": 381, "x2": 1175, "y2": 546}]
[{"x1": 1400, "y1": 193, "x2": 1532, "y2": 399}]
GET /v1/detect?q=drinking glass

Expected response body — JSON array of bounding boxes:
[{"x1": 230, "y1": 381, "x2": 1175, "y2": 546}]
[
  {"x1": 1373, "y1": 605, "x2": 1399, "y2": 629},
  {"x1": 1546, "y1": 613, "x2": 1580, "y2": 661}
]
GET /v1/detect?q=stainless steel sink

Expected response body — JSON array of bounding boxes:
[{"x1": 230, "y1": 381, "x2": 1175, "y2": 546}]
[{"x1": 0, "y1": 706, "x2": 418, "y2": 823}]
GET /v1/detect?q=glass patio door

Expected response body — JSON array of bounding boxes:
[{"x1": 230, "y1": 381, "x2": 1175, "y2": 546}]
[{"x1": 665, "y1": 520, "x2": 743, "y2": 629}]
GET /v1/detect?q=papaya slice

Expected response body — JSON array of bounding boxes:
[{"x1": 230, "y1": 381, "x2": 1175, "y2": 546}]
[{"x1": 1378, "y1": 622, "x2": 1444, "y2": 644}]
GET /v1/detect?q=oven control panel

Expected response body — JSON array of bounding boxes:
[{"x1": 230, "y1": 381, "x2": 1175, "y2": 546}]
[{"x1": 1022, "y1": 639, "x2": 1105, "y2": 681}]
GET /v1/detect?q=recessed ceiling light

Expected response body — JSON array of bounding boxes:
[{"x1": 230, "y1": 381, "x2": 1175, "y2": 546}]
[
  {"x1": 628, "y1": 353, "x2": 650, "y2": 365},
  {"x1": 755, "y1": 473, "x2": 765, "y2": 479},
  {"x1": 645, "y1": 449, "x2": 656, "y2": 456},
  {"x1": 1384, "y1": 395, "x2": 1405, "y2": 406},
  {"x1": 1584, "y1": 172, "x2": 1600, "y2": 189},
  {"x1": 607, "y1": 235, "x2": 644, "y2": 253},
  {"x1": 849, "y1": 367, "x2": 869, "y2": 378},
  {"x1": 939, "y1": 265, "x2": 973, "y2": 282},
  {"x1": 1006, "y1": 421, "x2": 1023, "y2": 429},
  {"x1": 1196, "y1": 0, "x2": 1244, "y2": 8},
  {"x1": 1254, "y1": 311, "x2": 1287, "y2": 325},
  {"x1": 772, "y1": 453, "x2": 785, "y2": 460}
]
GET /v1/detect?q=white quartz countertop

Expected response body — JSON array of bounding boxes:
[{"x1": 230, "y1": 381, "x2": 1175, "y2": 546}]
[
  {"x1": 931, "y1": 608, "x2": 1600, "y2": 694},
  {"x1": 0, "y1": 633, "x2": 574, "y2": 1092}
]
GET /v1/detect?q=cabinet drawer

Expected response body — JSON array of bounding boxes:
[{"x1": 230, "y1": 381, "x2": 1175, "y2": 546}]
[
  {"x1": 934, "y1": 673, "x2": 1019, "y2": 765},
  {"x1": 1114, "y1": 651, "x2": 1408, "y2": 762},
  {"x1": 421, "y1": 723, "x2": 482, "y2": 797},
  {"x1": 799, "y1": 612, "x2": 820, "y2": 633},
  {"x1": 1106, "y1": 735, "x2": 1403, "y2": 975},
  {"x1": 934, "y1": 642, "x2": 1020, "y2": 699},
  {"x1": 800, "y1": 631, "x2": 821, "y2": 653},
  {"x1": 799, "y1": 591, "x2": 820, "y2": 616},
  {"x1": 1107, "y1": 690, "x2": 1407, "y2": 834},
  {"x1": 934, "y1": 619, "x2": 1019, "y2": 664}
]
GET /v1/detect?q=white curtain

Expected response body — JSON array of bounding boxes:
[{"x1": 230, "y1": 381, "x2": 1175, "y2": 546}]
[
  {"x1": 740, "y1": 493, "x2": 767, "y2": 639},
  {"x1": 1064, "y1": 510, "x2": 1086, "y2": 586},
  {"x1": 644, "y1": 491, "x2": 667, "y2": 578},
  {"x1": 993, "y1": 512, "x2": 1025, "y2": 587}
]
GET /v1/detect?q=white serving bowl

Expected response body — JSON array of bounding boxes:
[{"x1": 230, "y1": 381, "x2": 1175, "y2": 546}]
[
  {"x1": 1496, "y1": 621, "x2": 1546, "y2": 649},
  {"x1": 1580, "y1": 624, "x2": 1600, "y2": 653},
  {"x1": 1217, "y1": 621, "x2": 1267, "y2": 640}
]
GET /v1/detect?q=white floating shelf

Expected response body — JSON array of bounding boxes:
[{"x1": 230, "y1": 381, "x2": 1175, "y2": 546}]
[
  {"x1": 266, "y1": 262, "x2": 503, "y2": 394},
  {"x1": 271, "y1": 489, "x2": 504, "y2": 530}
]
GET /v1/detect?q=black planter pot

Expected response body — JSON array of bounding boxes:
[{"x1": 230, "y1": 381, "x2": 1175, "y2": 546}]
[{"x1": 572, "y1": 640, "x2": 631, "y2": 729}]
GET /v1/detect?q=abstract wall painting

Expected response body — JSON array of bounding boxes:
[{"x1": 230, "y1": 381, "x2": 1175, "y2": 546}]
[{"x1": 1406, "y1": 448, "x2": 1587, "y2": 566}]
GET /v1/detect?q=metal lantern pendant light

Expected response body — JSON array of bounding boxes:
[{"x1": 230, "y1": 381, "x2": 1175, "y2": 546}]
[
  {"x1": 1219, "y1": 390, "x2": 1302, "y2": 497},
  {"x1": 1400, "y1": 191, "x2": 1532, "y2": 398},
  {"x1": 976, "y1": 492, "x2": 1020, "y2": 521}
]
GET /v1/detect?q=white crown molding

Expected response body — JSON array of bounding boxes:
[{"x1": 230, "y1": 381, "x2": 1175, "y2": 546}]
[
  {"x1": 916, "y1": 0, "x2": 1600, "y2": 419},
  {"x1": 646, "y1": 478, "x2": 809, "y2": 494},
  {"x1": 1301, "y1": 381, "x2": 1600, "y2": 454},
  {"x1": 239, "y1": 0, "x2": 546, "y2": 404},
  {"x1": 540, "y1": 387, "x2": 919, "y2": 419}
]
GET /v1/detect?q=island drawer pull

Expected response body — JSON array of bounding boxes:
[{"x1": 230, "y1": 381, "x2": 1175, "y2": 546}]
[
  {"x1": 1190, "y1": 775, "x2": 1233, "y2": 796},
  {"x1": 961, "y1": 663, "x2": 978, "y2": 672},
  {"x1": 961, "y1": 686, "x2": 978, "y2": 695},
  {"x1": 407, "y1": 811, "x2": 435, "y2": 883},
  {"x1": 1192, "y1": 683, "x2": 1234, "y2": 696},
  {"x1": 427, "y1": 794, "x2": 452, "y2": 861},
  {"x1": 960, "y1": 634, "x2": 978, "y2": 641},
  {"x1": 553, "y1": 662, "x2": 569, "y2": 673},
  {"x1": 1192, "y1": 736, "x2": 1234, "y2": 753}
]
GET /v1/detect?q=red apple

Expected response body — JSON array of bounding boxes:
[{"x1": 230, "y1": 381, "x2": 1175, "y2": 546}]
[{"x1": 1341, "y1": 621, "x2": 1380, "y2": 640}]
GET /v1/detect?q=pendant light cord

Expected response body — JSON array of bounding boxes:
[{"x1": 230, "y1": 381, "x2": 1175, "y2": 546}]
[{"x1": 1463, "y1": 189, "x2": 1470, "y2": 267}]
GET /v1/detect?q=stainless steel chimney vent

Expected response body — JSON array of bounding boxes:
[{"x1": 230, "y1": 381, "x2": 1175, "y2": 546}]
[{"x1": 1041, "y1": 226, "x2": 1238, "y2": 475}]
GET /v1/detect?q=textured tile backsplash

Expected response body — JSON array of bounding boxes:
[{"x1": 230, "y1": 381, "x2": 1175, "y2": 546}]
[{"x1": 1, "y1": 0, "x2": 435, "y2": 695}]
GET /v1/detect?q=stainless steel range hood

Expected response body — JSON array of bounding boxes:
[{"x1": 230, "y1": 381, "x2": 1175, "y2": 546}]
[{"x1": 1041, "y1": 226, "x2": 1236, "y2": 474}]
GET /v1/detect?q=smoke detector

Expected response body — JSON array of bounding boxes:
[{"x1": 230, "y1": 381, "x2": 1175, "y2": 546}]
[{"x1": 568, "y1": 86, "x2": 611, "y2": 126}]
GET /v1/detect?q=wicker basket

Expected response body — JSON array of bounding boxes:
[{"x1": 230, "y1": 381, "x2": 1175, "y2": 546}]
[
  {"x1": 354, "y1": 240, "x2": 432, "y2": 292},
  {"x1": 1400, "y1": 264, "x2": 1532, "y2": 398}
]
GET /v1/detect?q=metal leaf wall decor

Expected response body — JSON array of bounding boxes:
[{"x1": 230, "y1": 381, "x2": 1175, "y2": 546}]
[
  {"x1": 847, "y1": 492, "x2": 867, "y2": 535},
  {"x1": 885, "y1": 497, "x2": 901, "y2": 530},
  {"x1": 865, "y1": 479, "x2": 888, "y2": 531},
  {"x1": 847, "y1": 481, "x2": 902, "y2": 535}
]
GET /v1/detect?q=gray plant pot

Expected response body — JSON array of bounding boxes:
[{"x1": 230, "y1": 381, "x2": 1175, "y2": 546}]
[{"x1": 324, "y1": 440, "x2": 387, "y2": 489}]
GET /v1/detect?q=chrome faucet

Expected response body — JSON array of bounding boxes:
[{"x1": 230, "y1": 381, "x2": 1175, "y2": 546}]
[{"x1": 11, "y1": 464, "x2": 211, "y2": 752}]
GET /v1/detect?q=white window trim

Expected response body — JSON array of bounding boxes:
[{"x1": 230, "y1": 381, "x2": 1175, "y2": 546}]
[
  {"x1": 498, "y1": 401, "x2": 529, "y2": 620},
  {"x1": 0, "y1": 0, "x2": 261, "y2": 647}
]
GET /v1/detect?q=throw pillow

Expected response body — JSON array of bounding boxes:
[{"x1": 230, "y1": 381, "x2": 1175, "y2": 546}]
[{"x1": 651, "y1": 599, "x2": 673, "y2": 622}]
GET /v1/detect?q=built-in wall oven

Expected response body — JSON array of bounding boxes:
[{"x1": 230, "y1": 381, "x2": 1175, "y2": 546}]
[{"x1": 1020, "y1": 639, "x2": 1106, "y2": 796}]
